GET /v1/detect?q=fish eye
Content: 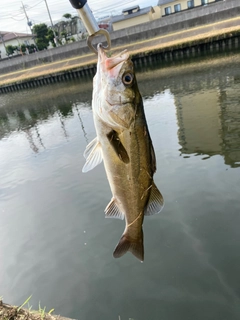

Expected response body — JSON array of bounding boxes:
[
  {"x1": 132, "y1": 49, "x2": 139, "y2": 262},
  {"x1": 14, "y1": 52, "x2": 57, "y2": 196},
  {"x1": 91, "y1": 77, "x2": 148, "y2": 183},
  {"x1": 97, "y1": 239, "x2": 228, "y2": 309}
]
[{"x1": 122, "y1": 73, "x2": 134, "y2": 86}]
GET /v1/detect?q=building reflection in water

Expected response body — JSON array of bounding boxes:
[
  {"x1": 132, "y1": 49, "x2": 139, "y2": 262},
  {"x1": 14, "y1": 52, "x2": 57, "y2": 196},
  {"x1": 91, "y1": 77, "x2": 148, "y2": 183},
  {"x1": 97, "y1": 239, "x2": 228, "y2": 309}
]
[
  {"x1": 219, "y1": 76, "x2": 240, "y2": 168},
  {"x1": 0, "y1": 94, "x2": 91, "y2": 154},
  {"x1": 1, "y1": 60, "x2": 240, "y2": 167},
  {"x1": 175, "y1": 76, "x2": 240, "y2": 168}
]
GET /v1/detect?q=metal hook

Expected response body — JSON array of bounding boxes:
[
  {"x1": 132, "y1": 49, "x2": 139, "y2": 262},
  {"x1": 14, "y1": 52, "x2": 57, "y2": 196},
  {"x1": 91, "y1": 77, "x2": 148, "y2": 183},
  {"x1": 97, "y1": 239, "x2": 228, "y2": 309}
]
[
  {"x1": 87, "y1": 29, "x2": 111, "y2": 54},
  {"x1": 68, "y1": 0, "x2": 111, "y2": 55}
]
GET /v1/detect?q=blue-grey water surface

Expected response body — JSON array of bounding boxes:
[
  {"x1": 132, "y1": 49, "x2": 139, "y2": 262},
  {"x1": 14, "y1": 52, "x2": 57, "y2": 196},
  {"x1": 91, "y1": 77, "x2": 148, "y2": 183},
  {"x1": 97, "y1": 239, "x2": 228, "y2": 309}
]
[{"x1": 1, "y1": 52, "x2": 240, "y2": 320}]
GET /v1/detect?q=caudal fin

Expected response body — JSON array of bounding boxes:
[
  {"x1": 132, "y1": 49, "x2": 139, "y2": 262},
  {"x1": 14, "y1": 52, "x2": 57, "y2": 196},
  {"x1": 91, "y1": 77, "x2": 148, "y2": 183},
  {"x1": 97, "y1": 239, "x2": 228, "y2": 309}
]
[{"x1": 113, "y1": 231, "x2": 144, "y2": 261}]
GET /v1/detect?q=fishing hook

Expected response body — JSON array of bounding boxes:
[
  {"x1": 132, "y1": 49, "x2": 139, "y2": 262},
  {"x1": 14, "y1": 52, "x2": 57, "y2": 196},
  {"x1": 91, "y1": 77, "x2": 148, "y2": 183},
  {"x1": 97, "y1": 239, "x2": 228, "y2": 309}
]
[{"x1": 69, "y1": 0, "x2": 111, "y2": 54}]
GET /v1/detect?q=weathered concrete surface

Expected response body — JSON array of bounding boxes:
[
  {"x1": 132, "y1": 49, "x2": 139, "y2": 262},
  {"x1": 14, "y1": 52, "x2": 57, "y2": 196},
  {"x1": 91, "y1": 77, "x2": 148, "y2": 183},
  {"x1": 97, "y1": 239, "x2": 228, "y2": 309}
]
[{"x1": 0, "y1": 0, "x2": 239, "y2": 75}]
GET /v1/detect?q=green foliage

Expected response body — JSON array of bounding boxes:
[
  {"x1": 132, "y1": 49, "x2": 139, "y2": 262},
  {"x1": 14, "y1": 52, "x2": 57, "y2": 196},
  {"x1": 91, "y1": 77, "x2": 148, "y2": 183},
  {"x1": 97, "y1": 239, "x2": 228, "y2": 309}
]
[
  {"x1": 15, "y1": 295, "x2": 55, "y2": 319},
  {"x1": 17, "y1": 295, "x2": 32, "y2": 311},
  {"x1": 20, "y1": 44, "x2": 26, "y2": 53},
  {"x1": 63, "y1": 13, "x2": 72, "y2": 19},
  {"x1": 32, "y1": 23, "x2": 49, "y2": 50},
  {"x1": 47, "y1": 28, "x2": 56, "y2": 47},
  {"x1": 61, "y1": 31, "x2": 67, "y2": 40},
  {"x1": 5, "y1": 45, "x2": 17, "y2": 55},
  {"x1": 28, "y1": 44, "x2": 37, "y2": 53},
  {"x1": 32, "y1": 23, "x2": 48, "y2": 38},
  {"x1": 36, "y1": 39, "x2": 48, "y2": 50}
]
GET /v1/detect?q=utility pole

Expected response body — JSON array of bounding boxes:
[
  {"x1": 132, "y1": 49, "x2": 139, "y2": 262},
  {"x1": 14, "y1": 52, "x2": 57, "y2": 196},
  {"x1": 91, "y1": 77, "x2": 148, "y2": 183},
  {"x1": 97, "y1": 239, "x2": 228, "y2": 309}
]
[
  {"x1": 0, "y1": 32, "x2": 7, "y2": 53},
  {"x1": 0, "y1": 32, "x2": 8, "y2": 58},
  {"x1": 43, "y1": 0, "x2": 59, "y2": 47},
  {"x1": 21, "y1": 2, "x2": 32, "y2": 34},
  {"x1": 21, "y1": 2, "x2": 39, "y2": 51}
]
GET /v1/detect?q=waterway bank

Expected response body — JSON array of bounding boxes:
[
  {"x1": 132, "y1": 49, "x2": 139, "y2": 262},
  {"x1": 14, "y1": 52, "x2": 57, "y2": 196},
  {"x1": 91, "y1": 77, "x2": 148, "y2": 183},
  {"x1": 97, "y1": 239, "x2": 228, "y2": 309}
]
[
  {"x1": 0, "y1": 299, "x2": 75, "y2": 320},
  {"x1": 0, "y1": 17, "x2": 240, "y2": 93},
  {"x1": 0, "y1": 16, "x2": 240, "y2": 93}
]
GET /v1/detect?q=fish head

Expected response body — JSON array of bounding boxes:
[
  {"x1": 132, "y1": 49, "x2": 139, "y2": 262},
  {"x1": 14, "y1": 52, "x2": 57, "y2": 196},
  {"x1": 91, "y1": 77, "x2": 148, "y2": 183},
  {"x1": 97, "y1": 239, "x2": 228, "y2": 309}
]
[{"x1": 93, "y1": 44, "x2": 140, "y2": 130}]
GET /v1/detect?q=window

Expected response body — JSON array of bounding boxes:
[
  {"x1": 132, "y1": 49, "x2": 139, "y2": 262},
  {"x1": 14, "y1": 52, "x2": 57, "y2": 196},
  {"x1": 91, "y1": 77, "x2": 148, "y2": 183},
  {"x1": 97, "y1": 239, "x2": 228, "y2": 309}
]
[
  {"x1": 187, "y1": 0, "x2": 194, "y2": 8},
  {"x1": 164, "y1": 6, "x2": 172, "y2": 15},
  {"x1": 201, "y1": 0, "x2": 209, "y2": 5},
  {"x1": 174, "y1": 4, "x2": 181, "y2": 12}
]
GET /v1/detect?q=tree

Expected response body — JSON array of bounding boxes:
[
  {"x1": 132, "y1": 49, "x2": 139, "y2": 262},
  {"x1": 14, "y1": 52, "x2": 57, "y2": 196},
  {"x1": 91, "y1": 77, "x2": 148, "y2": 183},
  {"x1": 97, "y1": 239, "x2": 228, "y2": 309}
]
[
  {"x1": 32, "y1": 23, "x2": 49, "y2": 50},
  {"x1": 61, "y1": 31, "x2": 67, "y2": 40},
  {"x1": 5, "y1": 45, "x2": 17, "y2": 56},
  {"x1": 20, "y1": 44, "x2": 26, "y2": 53},
  {"x1": 63, "y1": 13, "x2": 72, "y2": 20},
  {"x1": 47, "y1": 28, "x2": 56, "y2": 47},
  {"x1": 29, "y1": 44, "x2": 37, "y2": 53}
]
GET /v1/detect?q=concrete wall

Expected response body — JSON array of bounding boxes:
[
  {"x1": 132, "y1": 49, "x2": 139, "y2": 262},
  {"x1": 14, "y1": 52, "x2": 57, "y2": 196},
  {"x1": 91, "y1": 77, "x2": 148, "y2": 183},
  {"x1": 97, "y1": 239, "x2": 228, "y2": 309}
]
[
  {"x1": 152, "y1": 6, "x2": 162, "y2": 20},
  {"x1": 107, "y1": 0, "x2": 240, "y2": 47},
  {"x1": 0, "y1": 0, "x2": 239, "y2": 74},
  {"x1": 112, "y1": 7, "x2": 161, "y2": 31},
  {"x1": 113, "y1": 13, "x2": 152, "y2": 31},
  {"x1": 111, "y1": 0, "x2": 239, "y2": 38}
]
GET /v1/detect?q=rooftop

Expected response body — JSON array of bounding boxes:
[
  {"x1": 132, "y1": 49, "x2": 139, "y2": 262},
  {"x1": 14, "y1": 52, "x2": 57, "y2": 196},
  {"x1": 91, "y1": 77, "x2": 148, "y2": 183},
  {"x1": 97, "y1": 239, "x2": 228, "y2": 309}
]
[
  {"x1": 111, "y1": 6, "x2": 154, "y2": 23},
  {"x1": 122, "y1": 5, "x2": 140, "y2": 13},
  {"x1": 158, "y1": 0, "x2": 173, "y2": 5},
  {"x1": 0, "y1": 31, "x2": 33, "y2": 43}
]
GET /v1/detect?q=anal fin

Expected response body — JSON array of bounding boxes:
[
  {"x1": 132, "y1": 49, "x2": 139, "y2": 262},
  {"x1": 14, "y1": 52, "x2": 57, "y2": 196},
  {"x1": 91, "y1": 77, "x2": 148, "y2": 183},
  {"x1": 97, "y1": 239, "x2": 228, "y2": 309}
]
[
  {"x1": 144, "y1": 182, "x2": 164, "y2": 216},
  {"x1": 105, "y1": 198, "x2": 124, "y2": 220}
]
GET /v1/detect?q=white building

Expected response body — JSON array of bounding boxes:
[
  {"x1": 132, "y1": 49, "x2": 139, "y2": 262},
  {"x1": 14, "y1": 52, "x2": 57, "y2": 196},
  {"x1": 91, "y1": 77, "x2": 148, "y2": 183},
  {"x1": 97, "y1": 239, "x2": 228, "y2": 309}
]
[{"x1": 0, "y1": 31, "x2": 35, "y2": 59}]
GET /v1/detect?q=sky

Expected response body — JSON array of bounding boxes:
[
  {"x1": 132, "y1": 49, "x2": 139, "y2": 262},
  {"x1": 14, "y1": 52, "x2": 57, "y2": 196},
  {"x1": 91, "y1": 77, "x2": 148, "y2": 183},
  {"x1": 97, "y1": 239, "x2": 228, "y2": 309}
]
[{"x1": 0, "y1": 0, "x2": 158, "y2": 34}]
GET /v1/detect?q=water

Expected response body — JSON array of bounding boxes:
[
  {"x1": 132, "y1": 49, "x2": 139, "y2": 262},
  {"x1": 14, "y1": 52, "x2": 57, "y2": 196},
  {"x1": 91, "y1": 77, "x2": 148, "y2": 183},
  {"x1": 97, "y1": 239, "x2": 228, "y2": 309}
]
[{"x1": 1, "y1": 52, "x2": 240, "y2": 320}]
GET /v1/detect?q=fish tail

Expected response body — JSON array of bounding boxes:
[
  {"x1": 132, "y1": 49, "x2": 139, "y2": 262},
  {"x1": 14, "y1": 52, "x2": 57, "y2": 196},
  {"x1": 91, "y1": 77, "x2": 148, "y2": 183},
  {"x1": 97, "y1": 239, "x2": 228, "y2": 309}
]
[{"x1": 113, "y1": 229, "x2": 144, "y2": 261}]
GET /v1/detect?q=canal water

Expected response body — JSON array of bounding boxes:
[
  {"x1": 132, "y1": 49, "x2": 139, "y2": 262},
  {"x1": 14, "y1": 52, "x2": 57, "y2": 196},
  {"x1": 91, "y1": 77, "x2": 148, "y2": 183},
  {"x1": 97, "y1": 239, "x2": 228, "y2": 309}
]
[{"x1": 1, "y1": 52, "x2": 240, "y2": 320}]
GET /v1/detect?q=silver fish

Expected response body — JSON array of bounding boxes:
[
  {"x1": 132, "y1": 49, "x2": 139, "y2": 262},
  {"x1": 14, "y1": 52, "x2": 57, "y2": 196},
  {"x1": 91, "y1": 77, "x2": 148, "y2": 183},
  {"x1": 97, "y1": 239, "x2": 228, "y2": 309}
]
[{"x1": 82, "y1": 45, "x2": 164, "y2": 261}]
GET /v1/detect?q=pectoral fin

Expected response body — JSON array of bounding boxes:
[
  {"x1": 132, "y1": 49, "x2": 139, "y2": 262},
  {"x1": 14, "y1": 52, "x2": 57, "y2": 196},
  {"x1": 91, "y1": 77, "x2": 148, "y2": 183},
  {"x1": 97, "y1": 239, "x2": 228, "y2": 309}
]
[
  {"x1": 107, "y1": 130, "x2": 129, "y2": 164},
  {"x1": 82, "y1": 137, "x2": 103, "y2": 173},
  {"x1": 144, "y1": 182, "x2": 164, "y2": 216},
  {"x1": 105, "y1": 198, "x2": 125, "y2": 220}
]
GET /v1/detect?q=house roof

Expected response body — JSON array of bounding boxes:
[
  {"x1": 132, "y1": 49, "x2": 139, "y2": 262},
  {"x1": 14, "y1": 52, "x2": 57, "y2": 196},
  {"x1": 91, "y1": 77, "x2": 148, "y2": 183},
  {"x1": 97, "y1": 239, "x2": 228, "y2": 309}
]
[
  {"x1": 158, "y1": 0, "x2": 173, "y2": 5},
  {"x1": 0, "y1": 31, "x2": 33, "y2": 43},
  {"x1": 122, "y1": 5, "x2": 140, "y2": 13},
  {"x1": 111, "y1": 6, "x2": 154, "y2": 23}
]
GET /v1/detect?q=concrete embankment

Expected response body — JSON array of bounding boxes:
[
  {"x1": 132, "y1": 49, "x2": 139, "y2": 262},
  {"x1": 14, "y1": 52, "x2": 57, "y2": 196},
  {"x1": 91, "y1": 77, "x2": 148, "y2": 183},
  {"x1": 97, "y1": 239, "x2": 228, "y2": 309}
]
[{"x1": 0, "y1": 0, "x2": 240, "y2": 93}]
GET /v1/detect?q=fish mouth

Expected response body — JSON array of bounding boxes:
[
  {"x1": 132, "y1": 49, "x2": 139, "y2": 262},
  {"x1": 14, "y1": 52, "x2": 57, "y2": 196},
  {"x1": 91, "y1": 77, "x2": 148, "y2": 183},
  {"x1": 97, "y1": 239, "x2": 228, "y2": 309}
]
[
  {"x1": 106, "y1": 98, "x2": 132, "y2": 106},
  {"x1": 97, "y1": 44, "x2": 129, "y2": 72}
]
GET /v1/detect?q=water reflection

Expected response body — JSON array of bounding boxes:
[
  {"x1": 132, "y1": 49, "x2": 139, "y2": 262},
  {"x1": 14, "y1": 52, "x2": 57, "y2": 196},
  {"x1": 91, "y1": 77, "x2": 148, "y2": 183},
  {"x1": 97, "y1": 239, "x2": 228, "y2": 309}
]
[
  {"x1": 1, "y1": 54, "x2": 240, "y2": 320},
  {"x1": 75, "y1": 103, "x2": 89, "y2": 144},
  {"x1": 1, "y1": 56, "x2": 240, "y2": 167},
  {"x1": 175, "y1": 75, "x2": 240, "y2": 168},
  {"x1": 0, "y1": 80, "x2": 93, "y2": 155}
]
